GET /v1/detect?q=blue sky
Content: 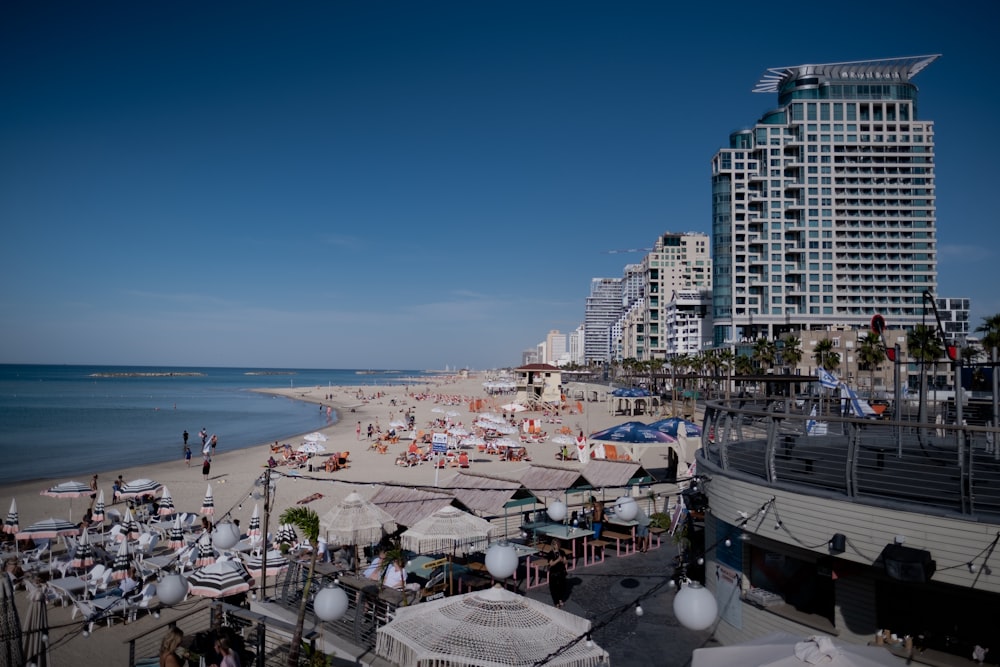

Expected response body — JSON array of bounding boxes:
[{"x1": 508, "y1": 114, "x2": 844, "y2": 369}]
[{"x1": 2, "y1": 1, "x2": 998, "y2": 370}]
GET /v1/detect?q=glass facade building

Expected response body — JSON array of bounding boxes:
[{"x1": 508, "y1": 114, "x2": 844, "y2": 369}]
[{"x1": 711, "y1": 56, "x2": 939, "y2": 346}]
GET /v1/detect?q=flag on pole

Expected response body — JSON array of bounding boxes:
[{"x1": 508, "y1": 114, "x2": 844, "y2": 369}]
[{"x1": 817, "y1": 367, "x2": 840, "y2": 389}]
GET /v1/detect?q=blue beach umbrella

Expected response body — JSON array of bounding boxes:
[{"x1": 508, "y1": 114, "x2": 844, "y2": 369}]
[
  {"x1": 589, "y1": 421, "x2": 676, "y2": 444},
  {"x1": 648, "y1": 417, "x2": 703, "y2": 437}
]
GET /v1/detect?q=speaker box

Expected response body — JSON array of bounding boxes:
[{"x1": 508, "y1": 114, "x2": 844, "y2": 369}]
[
  {"x1": 880, "y1": 544, "x2": 936, "y2": 583},
  {"x1": 829, "y1": 533, "x2": 846, "y2": 554}
]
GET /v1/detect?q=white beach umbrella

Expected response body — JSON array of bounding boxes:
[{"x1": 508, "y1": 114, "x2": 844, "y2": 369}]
[
  {"x1": 40, "y1": 480, "x2": 91, "y2": 522},
  {"x1": 303, "y1": 432, "x2": 328, "y2": 443},
  {"x1": 91, "y1": 490, "x2": 105, "y2": 523},
  {"x1": 188, "y1": 559, "x2": 254, "y2": 598},
  {"x1": 297, "y1": 442, "x2": 326, "y2": 454},
  {"x1": 400, "y1": 506, "x2": 493, "y2": 557},
  {"x1": 320, "y1": 492, "x2": 397, "y2": 547},
  {"x1": 246, "y1": 504, "x2": 261, "y2": 539}
]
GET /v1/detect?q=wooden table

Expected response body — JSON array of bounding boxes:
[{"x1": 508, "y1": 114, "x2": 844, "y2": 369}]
[{"x1": 534, "y1": 524, "x2": 593, "y2": 569}]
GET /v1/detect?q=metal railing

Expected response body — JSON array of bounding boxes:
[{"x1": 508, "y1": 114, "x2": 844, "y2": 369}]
[
  {"x1": 701, "y1": 398, "x2": 1000, "y2": 521},
  {"x1": 126, "y1": 600, "x2": 318, "y2": 667}
]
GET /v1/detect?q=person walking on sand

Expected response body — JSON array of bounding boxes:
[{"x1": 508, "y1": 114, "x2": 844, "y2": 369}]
[
  {"x1": 202, "y1": 455, "x2": 211, "y2": 481},
  {"x1": 210, "y1": 434, "x2": 218, "y2": 453},
  {"x1": 356, "y1": 421, "x2": 361, "y2": 440},
  {"x1": 183, "y1": 430, "x2": 189, "y2": 446},
  {"x1": 184, "y1": 445, "x2": 192, "y2": 467}
]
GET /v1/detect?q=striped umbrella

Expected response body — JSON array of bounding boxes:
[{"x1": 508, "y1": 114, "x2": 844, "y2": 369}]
[
  {"x1": 118, "y1": 478, "x2": 163, "y2": 499},
  {"x1": 2, "y1": 498, "x2": 18, "y2": 535},
  {"x1": 40, "y1": 480, "x2": 91, "y2": 522},
  {"x1": 241, "y1": 550, "x2": 288, "y2": 578},
  {"x1": 116, "y1": 507, "x2": 140, "y2": 542},
  {"x1": 15, "y1": 517, "x2": 78, "y2": 541},
  {"x1": 194, "y1": 534, "x2": 216, "y2": 568},
  {"x1": 168, "y1": 516, "x2": 186, "y2": 550},
  {"x1": 200, "y1": 484, "x2": 215, "y2": 516},
  {"x1": 187, "y1": 559, "x2": 254, "y2": 598},
  {"x1": 91, "y1": 490, "x2": 105, "y2": 523},
  {"x1": 276, "y1": 523, "x2": 297, "y2": 545},
  {"x1": 70, "y1": 529, "x2": 94, "y2": 570},
  {"x1": 247, "y1": 504, "x2": 261, "y2": 539},
  {"x1": 158, "y1": 487, "x2": 176, "y2": 517},
  {"x1": 110, "y1": 538, "x2": 132, "y2": 581}
]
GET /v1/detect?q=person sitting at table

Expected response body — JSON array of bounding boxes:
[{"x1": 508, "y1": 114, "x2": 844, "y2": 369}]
[
  {"x1": 382, "y1": 555, "x2": 420, "y2": 602},
  {"x1": 590, "y1": 499, "x2": 605, "y2": 541},
  {"x1": 364, "y1": 547, "x2": 387, "y2": 580}
]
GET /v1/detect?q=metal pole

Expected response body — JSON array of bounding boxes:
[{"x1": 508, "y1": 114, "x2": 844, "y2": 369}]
[
  {"x1": 895, "y1": 345, "x2": 903, "y2": 458},
  {"x1": 993, "y1": 347, "x2": 999, "y2": 461},
  {"x1": 259, "y1": 467, "x2": 271, "y2": 600}
]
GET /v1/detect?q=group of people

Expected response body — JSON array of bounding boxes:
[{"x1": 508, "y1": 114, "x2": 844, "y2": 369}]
[{"x1": 159, "y1": 625, "x2": 242, "y2": 667}]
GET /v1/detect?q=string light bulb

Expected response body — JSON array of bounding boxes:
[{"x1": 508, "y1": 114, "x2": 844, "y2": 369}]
[
  {"x1": 586, "y1": 634, "x2": 594, "y2": 648},
  {"x1": 635, "y1": 603, "x2": 644, "y2": 617},
  {"x1": 724, "y1": 538, "x2": 732, "y2": 547}
]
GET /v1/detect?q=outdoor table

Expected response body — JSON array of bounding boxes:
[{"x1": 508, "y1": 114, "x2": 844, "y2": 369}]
[{"x1": 534, "y1": 524, "x2": 593, "y2": 569}]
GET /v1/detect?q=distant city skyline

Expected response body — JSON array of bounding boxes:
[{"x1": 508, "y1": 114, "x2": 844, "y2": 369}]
[{"x1": 2, "y1": 2, "x2": 997, "y2": 370}]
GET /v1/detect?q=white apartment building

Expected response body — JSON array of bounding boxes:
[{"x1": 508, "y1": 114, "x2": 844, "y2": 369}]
[
  {"x1": 665, "y1": 290, "x2": 713, "y2": 355},
  {"x1": 584, "y1": 277, "x2": 624, "y2": 364},
  {"x1": 711, "y1": 56, "x2": 939, "y2": 346}
]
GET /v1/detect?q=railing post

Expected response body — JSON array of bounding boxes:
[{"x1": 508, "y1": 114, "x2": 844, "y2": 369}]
[
  {"x1": 255, "y1": 621, "x2": 266, "y2": 667},
  {"x1": 128, "y1": 638, "x2": 136, "y2": 667}
]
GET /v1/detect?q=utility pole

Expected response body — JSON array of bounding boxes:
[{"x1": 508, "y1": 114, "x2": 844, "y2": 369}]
[{"x1": 259, "y1": 467, "x2": 271, "y2": 600}]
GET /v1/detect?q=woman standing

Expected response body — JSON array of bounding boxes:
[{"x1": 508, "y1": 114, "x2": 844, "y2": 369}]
[
  {"x1": 546, "y1": 539, "x2": 569, "y2": 608},
  {"x1": 158, "y1": 626, "x2": 184, "y2": 667}
]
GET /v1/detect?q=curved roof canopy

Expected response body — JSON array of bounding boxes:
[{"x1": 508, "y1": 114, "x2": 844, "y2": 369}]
[{"x1": 753, "y1": 55, "x2": 940, "y2": 93}]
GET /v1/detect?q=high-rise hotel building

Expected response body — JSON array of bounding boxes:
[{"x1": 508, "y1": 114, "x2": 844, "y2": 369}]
[{"x1": 711, "y1": 56, "x2": 939, "y2": 346}]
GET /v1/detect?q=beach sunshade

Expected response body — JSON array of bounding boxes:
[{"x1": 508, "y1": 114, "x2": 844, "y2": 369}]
[
  {"x1": 91, "y1": 490, "x2": 105, "y2": 523},
  {"x1": 320, "y1": 492, "x2": 397, "y2": 547},
  {"x1": 168, "y1": 516, "x2": 186, "y2": 551},
  {"x1": 70, "y1": 529, "x2": 95, "y2": 570},
  {"x1": 276, "y1": 523, "x2": 298, "y2": 545},
  {"x1": 195, "y1": 534, "x2": 216, "y2": 568},
  {"x1": 500, "y1": 402, "x2": 528, "y2": 413},
  {"x1": 247, "y1": 504, "x2": 261, "y2": 539},
  {"x1": 40, "y1": 481, "x2": 92, "y2": 522},
  {"x1": 158, "y1": 487, "x2": 176, "y2": 516},
  {"x1": 22, "y1": 585, "x2": 49, "y2": 667},
  {"x1": 118, "y1": 478, "x2": 163, "y2": 499},
  {"x1": 2, "y1": 499, "x2": 18, "y2": 536},
  {"x1": 201, "y1": 484, "x2": 215, "y2": 516},
  {"x1": 648, "y1": 417, "x2": 703, "y2": 437},
  {"x1": 297, "y1": 442, "x2": 326, "y2": 454},
  {"x1": 303, "y1": 432, "x2": 328, "y2": 443},
  {"x1": 110, "y1": 539, "x2": 132, "y2": 581},
  {"x1": 400, "y1": 506, "x2": 493, "y2": 557},
  {"x1": 15, "y1": 518, "x2": 78, "y2": 541},
  {"x1": 241, "y1": 550, "x2": 288, "y2": 578},
  {"x1": 589, "y1": 421, "x2": 677, "y2": 444},
  {"x1": 0, "y1": 572, "x2": 24, "y2": 667},
  {"x1": 117, "y1": 507, "x2": 140, "y2": 542},
  {"x1": 188, "y1": 560, "x2": 254, "y2": 598},
  {"x1": 691, "y1": 632, "x2": 903, "y2": 667},
  {"x1": 375, "y1": 585, "x2": 608, "y2": 667}
]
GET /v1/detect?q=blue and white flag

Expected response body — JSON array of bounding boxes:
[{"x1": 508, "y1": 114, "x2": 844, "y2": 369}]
[{"x1": 817, "y1": 367, "x2": 840, "y2": 389}]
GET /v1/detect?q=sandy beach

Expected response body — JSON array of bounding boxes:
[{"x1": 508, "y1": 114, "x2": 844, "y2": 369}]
[{"x1": 1, "y1": 373, "x2": 682, "y2": 666}]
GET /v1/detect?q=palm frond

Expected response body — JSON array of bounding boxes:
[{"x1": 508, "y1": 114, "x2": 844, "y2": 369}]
[{"x1": 279, "y1": 506, "x2": 320, "y2": 542}]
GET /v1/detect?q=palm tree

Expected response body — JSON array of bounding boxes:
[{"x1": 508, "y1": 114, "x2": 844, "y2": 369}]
[
  {"x1": 857, "y1": 332, "x2": 886, "y2": 398},
  {"x1": 781, "y1": 336, "x2": 803, "y2": 374},
  {"x1": 752, "y1": 338, "x2": 776, "y2": 373},
  {"x1": 280, "y1": 506, "x2": 321, "y2": 667},
  {"x1": 813, "y1": 339, "x2": 841, "y2": 372},
  {"x1": 907, "y1": 324, "x2": 944, "y2": 426},
  {"x1": 975, "y1": 313, "x2": 1000, "y2": 354},
  {"x1": 717, "y1": 348, "x2": 735, "y2": 401}
]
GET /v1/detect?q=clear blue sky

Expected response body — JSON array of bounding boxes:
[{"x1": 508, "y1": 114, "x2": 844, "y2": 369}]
[{"x1": 2, "y1": 1, "x2": 997, "y2": 370}]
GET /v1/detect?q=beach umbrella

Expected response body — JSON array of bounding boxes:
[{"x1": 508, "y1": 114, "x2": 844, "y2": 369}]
[
  {"x1": 297, "y1": 442, "x2": 326, "y2": 454},
  {"x1": 194, "y1": 534, "x2": 216, "y2": 568},
  {"x1": 276, "y1": 523, "x2": 298, "y2": 546},
  {"x1": 241, "y1": 550, "x2": 288, "y2": 578},
  {"x1": 21, "y1": 585, "x2": 49, "y2": 667},
  {"x1": 70, "y1": 529, "x2": 94, "y2": 570},
  {"x1": 648, "y1": 417, "x2": 703, "y2": 437},
  {"x1": 246, "y1": 504, "x2": 261, "y2": 539},
  {"x1": 117, "y1": 507, "x2": 140, "y2": 542},
  {"x1": 15, "y1": 518, "x2": 78, "y2": 541},
  {"x1": 375, "y1": 585, "x2": 608, "y2": 667},
  {"x1": 303, "y1": 432, "x2": 327, "y2": 443},
  {"x1": 187, "y1": 560, "x2": 254, "y2": 598},
  {"x1": 501, "y1": 402, "x2": 528, "y2": 413},
  {"x1": 431, "y1": 407, "x2": 445, "y2": 414},
  {"x1": 158, "y1": 487, "x2": 176, "y2": 517},
  {"x1": 110, "y1": 538, "x2": 132, "y2": 581},
  {"x1": 40, "y1": 480, "x2": 91, "y2": 522},
  {"x1": 2, "y1": 499, "x2": 18, "y2": 536},
  {"x1": 401, "y1": 506, "x2": 493, "y2": 558},
  {"x1": 0, "y1": 572, "x2": 24, "y2": 667},
  {"x1": 589, "y1": 421, "x2": 677, "y2": 444},
  {"x1": 167, "y1": 516, "x2": 186, "y2": 551},
  {"x1": 320, "y1": 492, "x2": 397, "y2": 548},
  {"x1": 200, "y1": 484, "x2": 215, "y2": 516},
  {"x1": 448, "y1": 426, "x2": 469, "y2": 437},
  {"x1": 91, "y1": 490, "x2": 105, "y2": 523},
  {"x1": 118, "y1": 478, "x2": 163, "y2": 499}
]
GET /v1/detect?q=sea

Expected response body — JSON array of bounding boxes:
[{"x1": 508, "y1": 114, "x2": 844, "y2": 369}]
[{"x1": 0, "y1": 364, "x2": 434, "y2": 485}]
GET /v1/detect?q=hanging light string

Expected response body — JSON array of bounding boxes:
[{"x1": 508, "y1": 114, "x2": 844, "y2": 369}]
[{"x1": 936, "y1": 531, "x2": 999, "y2": 579}]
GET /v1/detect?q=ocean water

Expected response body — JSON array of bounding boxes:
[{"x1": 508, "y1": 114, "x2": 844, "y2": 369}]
[{"x1": 0, "y1": 364, "x2": 430, "y2": 484}]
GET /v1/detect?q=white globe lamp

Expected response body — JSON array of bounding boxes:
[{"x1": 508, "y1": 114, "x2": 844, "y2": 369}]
[
  {"x1": 158, "y1": 573, "x2": 189, "y2": 606},
  {"x1": 212, "y1": 521, "x2": 241, "y2": 550},
  {"x1": 314, "y1": 585, "x2": 349, "y2": 622},
  {"x1": 673, "y1": 580, "x2": 718, "y2": 631},
  {"x1": 615, "y1": 496, "x2": 638, "y2": 521},
  {"x1": 485, "y1": 543, "x2": 519, "y2": 580},
  {"x1": 547, "y1": 500, "x2": 567, "y2": 522}
]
